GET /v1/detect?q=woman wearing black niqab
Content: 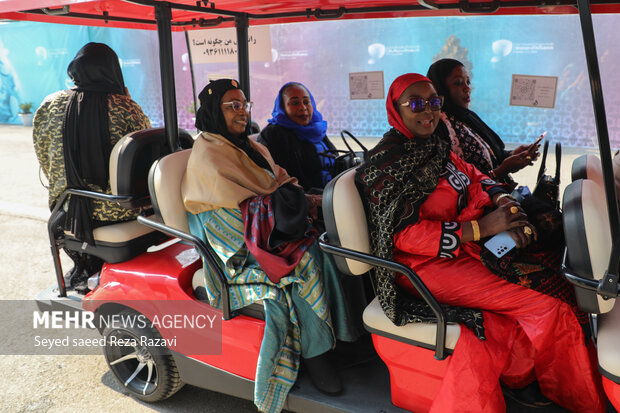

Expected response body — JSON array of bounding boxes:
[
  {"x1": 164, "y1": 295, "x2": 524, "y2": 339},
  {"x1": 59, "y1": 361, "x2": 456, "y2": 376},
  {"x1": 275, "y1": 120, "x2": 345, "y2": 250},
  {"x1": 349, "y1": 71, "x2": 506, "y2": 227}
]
[
  {"x1": 63, "y1": 42, "x2": 128, "y2": 243},
  {"x1": 33, "y1": 42, "x2": 151, "y2": 283}
]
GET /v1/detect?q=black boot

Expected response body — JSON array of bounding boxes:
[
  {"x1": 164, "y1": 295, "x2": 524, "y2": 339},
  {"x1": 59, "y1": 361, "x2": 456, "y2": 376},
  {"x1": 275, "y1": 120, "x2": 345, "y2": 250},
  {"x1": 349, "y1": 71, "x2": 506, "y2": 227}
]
[{"x1": 302, "y1": 352, "x2": 342, "y2": 396}]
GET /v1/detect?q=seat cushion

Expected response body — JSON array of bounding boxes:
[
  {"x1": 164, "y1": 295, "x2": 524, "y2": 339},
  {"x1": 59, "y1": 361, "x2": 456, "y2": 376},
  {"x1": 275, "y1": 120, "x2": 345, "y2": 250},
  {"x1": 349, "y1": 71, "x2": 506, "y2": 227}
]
[
  {"x1": 64, "y1": 226, "x2": 164, "y2": 264},
  {"x1": 563, "y1": 179, "x2": 615, "y2": 314},
  {"x1": 363, "y1": 297, "x2": 460, "y2": 351},
  {"x1": 65, "y1": 215, "x2": 156, "y2": 243},
  {"x1": 149, "y1": 149, "x2": 192, "y2": 233},
  {"x1": 92, "y1": 215, "x2": 155, "y2": 243},
  {"x1": 572, "y1": 154, "x2": 603, "y2": 187},
  {"x1": 322, "y1": 168, "x2": 372, "y2": 275}
]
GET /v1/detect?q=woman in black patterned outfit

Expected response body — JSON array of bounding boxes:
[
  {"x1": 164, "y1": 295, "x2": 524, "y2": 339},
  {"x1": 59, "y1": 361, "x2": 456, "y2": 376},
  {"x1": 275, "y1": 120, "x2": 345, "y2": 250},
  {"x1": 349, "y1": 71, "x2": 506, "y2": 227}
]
[
  {"x1": 33, "y1": 42, "x2": 151, "y2": 286},
  {"x1": 427, "y1": 59, "x2": 539, "y2": 188}
]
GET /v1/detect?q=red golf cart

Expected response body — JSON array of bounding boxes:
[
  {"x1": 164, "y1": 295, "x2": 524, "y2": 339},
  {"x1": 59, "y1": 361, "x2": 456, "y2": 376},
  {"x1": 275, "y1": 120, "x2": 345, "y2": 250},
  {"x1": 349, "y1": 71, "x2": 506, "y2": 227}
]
[{"x1": 3, "y1": 0, "x2": 620, "y2": 411}]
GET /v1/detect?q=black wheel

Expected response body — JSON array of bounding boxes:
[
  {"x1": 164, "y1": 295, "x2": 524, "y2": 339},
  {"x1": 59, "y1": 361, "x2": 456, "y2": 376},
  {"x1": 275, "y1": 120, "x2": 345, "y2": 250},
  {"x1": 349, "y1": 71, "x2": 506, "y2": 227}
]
[{"x1": 102, "y1": 309, "x2": 183, "y2": 402}]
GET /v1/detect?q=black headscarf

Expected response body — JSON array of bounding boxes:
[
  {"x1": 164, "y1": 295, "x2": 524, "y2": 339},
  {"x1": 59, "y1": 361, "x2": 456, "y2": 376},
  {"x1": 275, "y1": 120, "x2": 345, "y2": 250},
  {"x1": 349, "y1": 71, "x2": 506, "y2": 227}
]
[
  {"x1": 62, "y1": 42, "x2": 126, "y2": 244},
  {"x1": 427, "y1": 58, "x2": 507, "y2": 166},
  {"x1": 195, "y1": 79, "x2": 271, "y2": 172}
]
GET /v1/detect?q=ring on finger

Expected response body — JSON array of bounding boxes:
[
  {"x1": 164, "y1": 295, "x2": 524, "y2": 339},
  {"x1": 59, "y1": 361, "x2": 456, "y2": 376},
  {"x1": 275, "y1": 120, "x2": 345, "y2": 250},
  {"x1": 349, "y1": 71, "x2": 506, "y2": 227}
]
[
  {"x1": 523, "y1": 226, "x2": 532, "y2": 235},
  {"x1": 510, "y1": 206, "x2": 519, "y2": 214},
  {"x1": 526, "y1": 156, "x2": 532, "y2": 160}
]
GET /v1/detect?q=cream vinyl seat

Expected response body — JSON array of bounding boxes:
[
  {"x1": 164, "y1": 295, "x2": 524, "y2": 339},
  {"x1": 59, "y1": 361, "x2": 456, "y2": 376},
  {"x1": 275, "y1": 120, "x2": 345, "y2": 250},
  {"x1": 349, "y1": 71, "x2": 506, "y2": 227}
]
[
  {"x1": 147, "y1": 148, "x2": 264, "y2": 320},
  {"x1": 57, "y1": 127, "x2": 192, "y2": 264},
  {"x1": 320, "y1": 168, "x2": 459, "y2": 357}
]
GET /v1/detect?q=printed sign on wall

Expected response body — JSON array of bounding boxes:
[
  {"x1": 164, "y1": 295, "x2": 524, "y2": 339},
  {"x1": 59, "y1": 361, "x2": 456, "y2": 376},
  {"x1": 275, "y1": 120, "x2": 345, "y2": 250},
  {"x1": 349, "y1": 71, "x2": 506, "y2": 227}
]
[
  {"x1": 188, "y1": 26, "x2": 272, "y2": 64},
  {"x1": 349, "y1": 71, "x2": 385, "y2": 100},
  {"x1": 510, "y1": 74, "x2": 558, "y2": 108}
]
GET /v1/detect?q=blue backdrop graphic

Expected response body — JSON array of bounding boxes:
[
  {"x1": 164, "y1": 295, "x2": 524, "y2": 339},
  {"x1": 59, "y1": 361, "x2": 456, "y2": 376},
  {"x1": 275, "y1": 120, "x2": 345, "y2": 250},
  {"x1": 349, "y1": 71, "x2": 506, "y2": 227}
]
[
  {"x1": 0, "y1": 21, "x2": 166, "y2": 126},
  {"x1": 0, "y1": 15, "x2": 618, "y2": 148}
]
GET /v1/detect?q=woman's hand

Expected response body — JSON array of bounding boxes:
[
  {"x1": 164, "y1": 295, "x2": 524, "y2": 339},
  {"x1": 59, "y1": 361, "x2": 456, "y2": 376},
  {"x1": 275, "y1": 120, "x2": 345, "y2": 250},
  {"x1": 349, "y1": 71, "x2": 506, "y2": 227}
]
[
  {"x1": 496, "y1": 151, "x2": 536, "y2": 175},
  {"x1": 506, "y1": 223, "x2": 537, "y2": 248},
  {"x1": 477, "y1": 200, "x2": 529, "y2": 238},
  {"x1": 513, "y1": 139, "x2": 541, "y2": 159},
  {"x1": 494, "y1": 193, "x2": 515, "y2": 207},
  {"x1": 305, "y1": 194, "x2": 322, "y2": 221},
  {"x1": 493, "y1": 142, "x2": 540, "y2": 176}
]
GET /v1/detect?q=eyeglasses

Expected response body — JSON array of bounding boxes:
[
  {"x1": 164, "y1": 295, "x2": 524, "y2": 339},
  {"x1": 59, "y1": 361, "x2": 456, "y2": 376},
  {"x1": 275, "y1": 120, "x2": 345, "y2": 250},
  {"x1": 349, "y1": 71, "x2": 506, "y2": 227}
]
[
  {"x1": 400, "y1": 96, "x2": 444, "y2": 113},
  {"x1": 222, "y1": 100, "x2": 253, "y2": 113}
]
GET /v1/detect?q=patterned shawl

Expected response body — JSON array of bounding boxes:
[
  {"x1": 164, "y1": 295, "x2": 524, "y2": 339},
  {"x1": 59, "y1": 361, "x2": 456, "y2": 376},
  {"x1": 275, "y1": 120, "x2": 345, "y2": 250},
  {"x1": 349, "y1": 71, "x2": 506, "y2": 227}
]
[
  {"x1": 355, "y1": 72, "x2": 485, "y2": 338},
  {"x1": 356, "y1": 128, "x2": 485, "y2": 338},
  {"x1": 182, "y1": 132, "x2": 295, "y2": 214}
]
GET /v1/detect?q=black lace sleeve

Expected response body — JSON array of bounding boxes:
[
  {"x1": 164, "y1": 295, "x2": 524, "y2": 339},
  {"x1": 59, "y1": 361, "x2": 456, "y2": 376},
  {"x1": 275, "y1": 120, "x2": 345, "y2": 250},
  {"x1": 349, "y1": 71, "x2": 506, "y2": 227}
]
[{"x1": 480, "y1": 178, "x2": 507, "y2": 199}]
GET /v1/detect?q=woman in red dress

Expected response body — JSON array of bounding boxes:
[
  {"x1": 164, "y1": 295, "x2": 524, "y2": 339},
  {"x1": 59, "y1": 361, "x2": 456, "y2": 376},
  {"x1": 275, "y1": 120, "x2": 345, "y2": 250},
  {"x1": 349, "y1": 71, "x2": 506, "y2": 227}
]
[{"x1": 355, "y1": 73, "x2": 605, "y2": 412}]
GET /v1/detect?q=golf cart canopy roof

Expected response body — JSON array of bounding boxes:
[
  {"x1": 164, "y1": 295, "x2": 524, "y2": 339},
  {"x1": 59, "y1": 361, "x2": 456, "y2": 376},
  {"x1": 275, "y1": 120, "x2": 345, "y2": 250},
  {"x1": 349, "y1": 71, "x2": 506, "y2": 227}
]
[{"x1": 2, "y1": 0, "x2": 620, "y2": 31}]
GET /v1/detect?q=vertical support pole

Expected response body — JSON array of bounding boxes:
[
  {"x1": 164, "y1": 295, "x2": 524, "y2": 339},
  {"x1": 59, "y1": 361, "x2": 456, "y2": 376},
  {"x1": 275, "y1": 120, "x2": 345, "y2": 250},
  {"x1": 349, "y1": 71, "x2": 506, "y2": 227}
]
[
  {"x1": 577, "y1": 0, "x2": 620, "y2": 295},
  {"x1": 155, "y1": 3, "x2": 180, "y2": 153},
  {"x1": 236, "y1": 13, "x2": 250, "y2": 101},
  {"x1": 184, "y1": 29, "x2": 198, "y2": 121}
]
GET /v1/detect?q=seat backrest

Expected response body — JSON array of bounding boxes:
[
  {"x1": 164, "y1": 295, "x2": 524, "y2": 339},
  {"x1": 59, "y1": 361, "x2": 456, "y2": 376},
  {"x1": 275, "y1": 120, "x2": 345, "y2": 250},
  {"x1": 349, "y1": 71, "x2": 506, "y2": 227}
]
[
  {"x1": 563, "y1": 178, "x2": 615, "y2": 313},
  {"x1": 322, "y1": 168, "x2": 372, "y2": 275},
  {"x1": 148, "y1": 149, "x2": 192, "y2": 233},
  {"x1": 109, "y1": 127, "x2": 193, "y2": 209},
  {"x1": 571, "y1": 154, "x2": 603, "y2": 188}
]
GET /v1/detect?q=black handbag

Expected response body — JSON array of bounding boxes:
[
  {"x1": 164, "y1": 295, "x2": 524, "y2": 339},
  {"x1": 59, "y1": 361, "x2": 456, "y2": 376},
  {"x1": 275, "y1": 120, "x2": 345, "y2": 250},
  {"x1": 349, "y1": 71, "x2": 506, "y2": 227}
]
[
  {"x1": 320, "y1": 130, "x2": 368, "y2": 177},
  {"x1": 532, "y1": 140, "x2": 561, "y2": 210},
  {"x1": 521, "y1": 140, "x2": 563, "y2": 245}
]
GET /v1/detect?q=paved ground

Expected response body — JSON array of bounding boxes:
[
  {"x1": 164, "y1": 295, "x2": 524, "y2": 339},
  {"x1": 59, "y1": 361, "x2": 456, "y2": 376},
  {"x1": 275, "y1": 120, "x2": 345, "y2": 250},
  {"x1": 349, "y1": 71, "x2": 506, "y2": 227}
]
[
  {"x1": 0, "y1": 125, "x2": 257, "y2": 413},
  {"x1": 0, "y1": 124, "x2": 603, "y2": 412}
]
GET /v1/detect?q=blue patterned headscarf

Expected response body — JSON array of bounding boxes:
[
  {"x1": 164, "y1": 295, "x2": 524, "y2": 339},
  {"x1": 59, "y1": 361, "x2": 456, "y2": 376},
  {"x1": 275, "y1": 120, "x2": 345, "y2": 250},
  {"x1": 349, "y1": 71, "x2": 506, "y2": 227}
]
[{"x1": 267, "y1": 82, "x2": 328, "y2": 144}]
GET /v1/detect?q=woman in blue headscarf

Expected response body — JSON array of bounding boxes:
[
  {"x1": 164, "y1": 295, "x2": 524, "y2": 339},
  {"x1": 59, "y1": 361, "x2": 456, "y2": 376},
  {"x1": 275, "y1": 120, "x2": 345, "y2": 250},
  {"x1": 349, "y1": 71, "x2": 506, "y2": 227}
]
[{"x1": 258, "y1": 82, "x2": 336, "y2": 192}]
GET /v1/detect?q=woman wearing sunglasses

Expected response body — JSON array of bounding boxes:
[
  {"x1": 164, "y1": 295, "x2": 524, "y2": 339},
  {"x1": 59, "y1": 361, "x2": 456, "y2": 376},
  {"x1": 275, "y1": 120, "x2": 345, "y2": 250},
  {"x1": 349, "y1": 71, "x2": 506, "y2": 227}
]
[
  {"x1": 355, "y1": 73, "x2": 605, "y2": 412},
  {"x1": 182, "y1": 79, "x2": 359, "y2": 413},
  {"x1": 427, "y1": 58, "x2": 540, "y2": 186},
  {"x1": 258, "y1": 82, "x2": 337, "y2": 192}
]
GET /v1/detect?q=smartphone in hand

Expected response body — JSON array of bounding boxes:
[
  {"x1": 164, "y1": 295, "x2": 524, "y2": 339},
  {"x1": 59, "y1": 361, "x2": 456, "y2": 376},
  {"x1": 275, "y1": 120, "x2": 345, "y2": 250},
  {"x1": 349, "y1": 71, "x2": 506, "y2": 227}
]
[
  {"x1": 528, "y1": 131, "x2": 546, "y2": 153},
  {"x1": 484, "y1": 231, "x2": 517, "y2": 258}
]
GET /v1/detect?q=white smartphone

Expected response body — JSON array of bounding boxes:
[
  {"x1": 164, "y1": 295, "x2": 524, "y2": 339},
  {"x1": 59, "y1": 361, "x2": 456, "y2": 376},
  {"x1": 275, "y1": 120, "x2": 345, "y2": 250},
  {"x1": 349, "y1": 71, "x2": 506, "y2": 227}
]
[{"x1": 484, "y1": 231, "x2": 517, "y2": 258}]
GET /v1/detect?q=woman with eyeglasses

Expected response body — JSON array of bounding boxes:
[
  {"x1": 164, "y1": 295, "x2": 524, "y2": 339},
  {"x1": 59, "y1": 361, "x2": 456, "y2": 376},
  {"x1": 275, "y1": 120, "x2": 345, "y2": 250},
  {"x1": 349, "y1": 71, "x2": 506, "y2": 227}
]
[
  {"x1": 427, "y1": 58, "x2": 540, "y2": 187},
  {"x1": 355, "y1": 73, "x2": 605, "y2": 412},
  {"x1": 258, "y1": 82, "x2": 337, "y2": 192},
  {"x1": 182, "y1": 79, "x2": 359, "y2": 413}
]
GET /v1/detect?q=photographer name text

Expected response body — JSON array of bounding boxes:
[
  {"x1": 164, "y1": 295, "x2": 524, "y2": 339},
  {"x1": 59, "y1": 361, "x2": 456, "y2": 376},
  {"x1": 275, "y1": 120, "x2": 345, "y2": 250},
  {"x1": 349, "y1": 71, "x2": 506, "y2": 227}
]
[{"x1": 33, "y1": 335, "x2": 177, "y2": 349}]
